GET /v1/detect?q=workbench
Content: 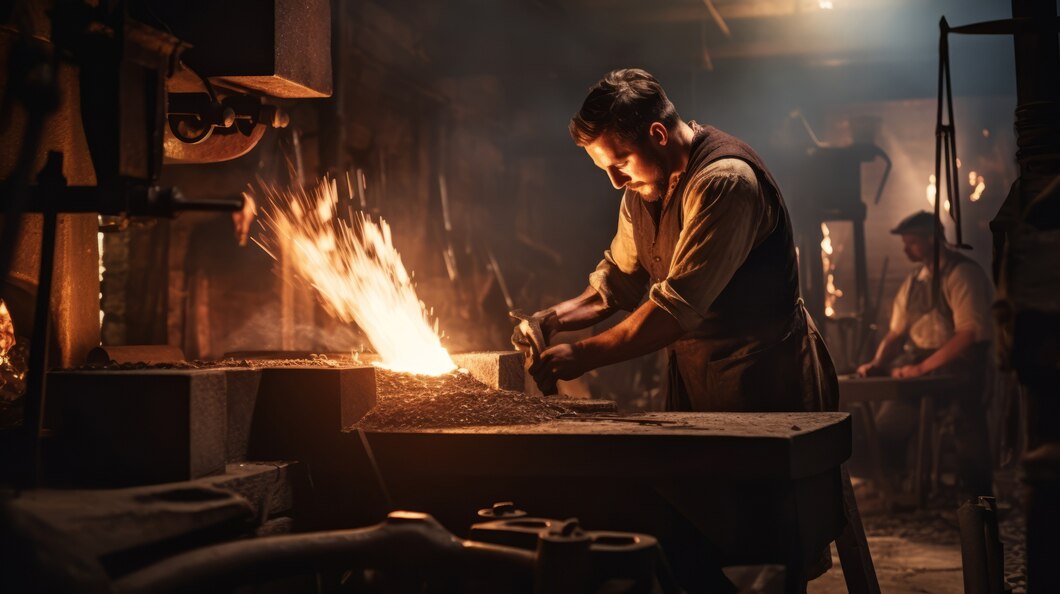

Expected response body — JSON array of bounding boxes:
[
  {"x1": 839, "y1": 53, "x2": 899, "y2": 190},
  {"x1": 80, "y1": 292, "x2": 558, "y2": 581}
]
[{"x1": 364, "y1": 411, "x2": 879, "y2": 594}]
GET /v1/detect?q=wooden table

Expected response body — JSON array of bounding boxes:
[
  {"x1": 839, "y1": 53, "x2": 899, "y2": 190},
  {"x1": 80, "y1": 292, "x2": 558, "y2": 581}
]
[
  {"x1": 364, "y1": 412, "x2": 880, "y2": 594},
  {"x1": 839, "y1": 375, "x2": 959, "y2": 507}
]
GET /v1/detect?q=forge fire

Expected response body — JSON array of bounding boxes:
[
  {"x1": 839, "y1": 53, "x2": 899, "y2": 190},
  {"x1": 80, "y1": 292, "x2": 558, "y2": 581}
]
[{"x1": 254, "y1": 176, "x2": 456, "y2": 376}]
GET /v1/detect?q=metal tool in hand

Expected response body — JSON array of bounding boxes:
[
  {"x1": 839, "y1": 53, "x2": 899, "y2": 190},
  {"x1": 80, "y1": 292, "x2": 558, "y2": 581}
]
[{"x1": 509, "y1": 309, "x2": 557, "y2": 396}]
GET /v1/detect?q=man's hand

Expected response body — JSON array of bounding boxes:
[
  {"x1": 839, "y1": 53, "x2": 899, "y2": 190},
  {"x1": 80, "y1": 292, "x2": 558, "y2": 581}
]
[
  {"x1": 891, "y1": 363, "x2": 926, "y2": 379},
  {"x1": 510, "y1": 310, "x2": 558, "y2": 355},
  {"x1": 856, "y1": 361, "x2": 884, "y2": 377},
  {"x1": 528, "y1": 343, "x2": 587, "y2": 394}
]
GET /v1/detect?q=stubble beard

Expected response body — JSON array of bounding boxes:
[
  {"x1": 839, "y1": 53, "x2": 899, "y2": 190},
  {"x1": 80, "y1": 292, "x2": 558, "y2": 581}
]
[
  {"x1": 633, "y1": 181, "x2": 669, "y2": 202},
  {"x1": 632, "y1": 152, "x2": 670, "y2": 202}
]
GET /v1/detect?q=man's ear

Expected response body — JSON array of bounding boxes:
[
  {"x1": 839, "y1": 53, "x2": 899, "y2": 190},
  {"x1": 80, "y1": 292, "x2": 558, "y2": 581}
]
[{"x1": 648, "y1": 122, "x2": 669, "y2": 146}]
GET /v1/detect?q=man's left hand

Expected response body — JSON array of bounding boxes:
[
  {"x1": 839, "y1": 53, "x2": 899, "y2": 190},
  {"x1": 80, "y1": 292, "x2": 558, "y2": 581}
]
[
  {"x1": 528, "y1": 343, "x2": 588, "y2": 394},
  {"x1": 891, "y1": 363, "x2": 926, "y2": 379}
]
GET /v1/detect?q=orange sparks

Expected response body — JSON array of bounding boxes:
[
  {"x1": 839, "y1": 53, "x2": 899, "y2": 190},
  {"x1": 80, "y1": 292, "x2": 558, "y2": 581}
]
[{"x1": 253, "y1": 176, "x2": 455, "y2": 376}]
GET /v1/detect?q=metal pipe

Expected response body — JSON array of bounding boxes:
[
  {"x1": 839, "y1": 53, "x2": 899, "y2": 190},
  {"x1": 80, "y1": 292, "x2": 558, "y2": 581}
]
[
  {"x1": 112, "y1": 512, "x2": 535, "y2": 594},
  {"x1": 15, "y1": 151, "x2": 63, "y2": 489}
]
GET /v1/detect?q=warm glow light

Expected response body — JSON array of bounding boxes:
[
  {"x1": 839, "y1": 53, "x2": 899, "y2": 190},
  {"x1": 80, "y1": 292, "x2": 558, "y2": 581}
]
[
  {"x1": 98, "y1": 228, "x2": 105, "y2": 330},
  {"x1": 969, "y1": 171, "x2": 986, "y2": 202},
  {"x1": 820, "y1": 223, "x2": 843, "y2": 318},
  {"x1": 254, "y1": 177, "x2": 456, "y2": 375},
  {"x1": 925, "y1": 174, "x2": 951, "y2": 212},
  {"x1": 819, "y1": 0, "x2": 834, "y2": 9}
]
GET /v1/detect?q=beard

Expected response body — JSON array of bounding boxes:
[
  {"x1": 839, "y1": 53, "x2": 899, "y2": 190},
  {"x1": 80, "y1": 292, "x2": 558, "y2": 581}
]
[
  {"x1": 629, "y1": 151, "x2": 670, "y2": 202},
  {"x1": 631, "y1": 180, "x2": 669, "y2": 202}
]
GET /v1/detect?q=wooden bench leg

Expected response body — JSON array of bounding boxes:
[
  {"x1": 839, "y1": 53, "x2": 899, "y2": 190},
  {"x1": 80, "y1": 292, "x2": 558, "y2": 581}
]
[
  {"x1": 915, "y1": 396, "x2": 934, "y2": 507},
  {"x1": 855, "y1": 402, "x2": 895, "y2": 502},
  {"x1": 836, "y1": 465, "x2": 881, "y2": 594}
]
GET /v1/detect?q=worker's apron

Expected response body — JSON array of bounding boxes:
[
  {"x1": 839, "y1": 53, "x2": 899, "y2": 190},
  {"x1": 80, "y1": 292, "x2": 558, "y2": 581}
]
[{"x1": 667, "y1": 301, "x2": 837, "y2": 413}]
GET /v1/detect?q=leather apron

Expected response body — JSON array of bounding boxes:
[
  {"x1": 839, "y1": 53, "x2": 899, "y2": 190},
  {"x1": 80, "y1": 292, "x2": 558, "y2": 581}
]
[{"x1": 630, "y1": 125, "x2": 838, "y2": 413}]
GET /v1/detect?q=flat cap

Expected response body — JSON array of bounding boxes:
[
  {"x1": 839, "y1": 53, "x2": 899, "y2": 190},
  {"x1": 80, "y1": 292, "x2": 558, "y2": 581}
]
[{"x1": 890, "y1": 210, "x2": 941, "y2": 235}]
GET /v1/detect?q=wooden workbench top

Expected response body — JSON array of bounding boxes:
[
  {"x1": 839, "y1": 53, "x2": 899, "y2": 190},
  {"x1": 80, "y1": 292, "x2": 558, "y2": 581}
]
[{"x1": 361, "y1": 411, "x2": 851, "y2": 481}]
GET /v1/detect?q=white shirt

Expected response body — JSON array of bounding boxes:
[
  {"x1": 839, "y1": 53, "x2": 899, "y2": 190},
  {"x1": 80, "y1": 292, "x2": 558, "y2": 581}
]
[{"x1": 889, "y1": 253, "x2": 995, "y2": 349}]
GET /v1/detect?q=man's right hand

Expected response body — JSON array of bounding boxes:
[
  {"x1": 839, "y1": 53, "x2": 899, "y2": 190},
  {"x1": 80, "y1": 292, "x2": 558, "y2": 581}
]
[
  {"x1": 856, "y1": 361, "x2": 883, "y2": 377},
  {"x1": 510, "y1": 310, "x2": 558, "y2": 356}
]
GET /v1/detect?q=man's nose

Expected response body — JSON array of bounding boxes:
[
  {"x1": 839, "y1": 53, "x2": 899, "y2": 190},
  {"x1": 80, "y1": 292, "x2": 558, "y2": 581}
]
[{"x1": 606, "y1": 168, "x2": 628, "y2": 189}]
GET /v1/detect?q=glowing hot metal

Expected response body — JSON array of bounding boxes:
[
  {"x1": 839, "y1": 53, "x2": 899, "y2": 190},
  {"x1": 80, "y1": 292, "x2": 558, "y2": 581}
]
[{"x1": 254, "y1": 177, "x2": 456, "y2": 376}]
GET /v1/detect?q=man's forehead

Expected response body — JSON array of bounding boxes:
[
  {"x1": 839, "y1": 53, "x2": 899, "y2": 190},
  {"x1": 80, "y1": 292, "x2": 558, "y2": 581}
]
[{"x1": 586, "y1": 133, "x2": 634, "y2": 163}]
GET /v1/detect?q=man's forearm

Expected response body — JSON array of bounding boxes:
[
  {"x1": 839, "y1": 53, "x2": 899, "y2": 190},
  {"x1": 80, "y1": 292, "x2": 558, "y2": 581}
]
[
  {"x1": 546, "y1": 286, "x2": 616, "y2": 332},
  {"x1": 872, "y1": 331, "x2": 905, "y2": 366},
  {"x1": 573, "y1": 300, "x2": 685, "y2": 369},
  {"x1": 919, "y1": 329, "x2": 977, "y2": 373}
]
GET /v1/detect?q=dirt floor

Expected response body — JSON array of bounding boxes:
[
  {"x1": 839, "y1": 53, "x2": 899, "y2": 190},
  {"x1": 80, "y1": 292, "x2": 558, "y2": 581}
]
[{"x1": 808, "y1": 472, "x2": 1026, "y2": 594}]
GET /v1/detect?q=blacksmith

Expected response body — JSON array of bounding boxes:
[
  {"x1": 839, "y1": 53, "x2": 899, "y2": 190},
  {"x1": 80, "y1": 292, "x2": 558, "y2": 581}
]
[{"x1": 515, "y1": 68, "x2": 838, "y2": 415}]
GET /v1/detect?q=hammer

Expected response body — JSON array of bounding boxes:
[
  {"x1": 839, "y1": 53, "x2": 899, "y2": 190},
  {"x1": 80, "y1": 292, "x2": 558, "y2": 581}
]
[{"x1": 509, "y1": 309, "x2": 557, "y2": 396}]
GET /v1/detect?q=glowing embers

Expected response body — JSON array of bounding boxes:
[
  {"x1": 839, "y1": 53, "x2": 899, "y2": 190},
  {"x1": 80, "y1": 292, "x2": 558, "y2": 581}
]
[
  {"x1": 0, "y1": 300, "x2": 27, "y2": 417},
  {"x1": 254, "y1": 177, "x2": 456, "y2": 376}
]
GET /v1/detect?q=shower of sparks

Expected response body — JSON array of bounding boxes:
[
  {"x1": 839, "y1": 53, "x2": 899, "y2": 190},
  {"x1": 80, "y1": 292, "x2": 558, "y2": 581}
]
[{"x1": 253, "y1": 176, "x2": 456, "y2": 376}]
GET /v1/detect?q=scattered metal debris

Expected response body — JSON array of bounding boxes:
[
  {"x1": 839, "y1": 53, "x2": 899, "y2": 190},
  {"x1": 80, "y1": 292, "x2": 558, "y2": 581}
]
[{"x1": 357, "y1": 369, "x2": 572, "y2": 431}]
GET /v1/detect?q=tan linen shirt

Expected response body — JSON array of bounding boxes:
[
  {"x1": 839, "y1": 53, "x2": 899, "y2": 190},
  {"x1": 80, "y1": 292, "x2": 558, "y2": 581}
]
[
  {"x1": 889, "y1": 253, "x2": 995, "y2": 349},
  {"x1": 589, "y1": 158, "x2": 777, "y2": 331}
]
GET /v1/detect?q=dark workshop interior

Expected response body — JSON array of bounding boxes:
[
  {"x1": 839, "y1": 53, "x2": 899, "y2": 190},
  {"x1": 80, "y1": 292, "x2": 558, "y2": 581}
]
[{"x1": 0, "y1": 0, "x2": 1057, "y2": 593}]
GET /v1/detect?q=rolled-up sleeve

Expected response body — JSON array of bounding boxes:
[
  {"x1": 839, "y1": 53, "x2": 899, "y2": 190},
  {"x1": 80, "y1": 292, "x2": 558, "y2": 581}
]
[
  {"x1": 589, "y1": 192, "x2": 649, "y2": 310},
  {"x1": 945, "y1": 261, "x2": 994, "y2": 342},
  {"x1": 648, "y1": 159, "x2": 771, "y2": 331}
]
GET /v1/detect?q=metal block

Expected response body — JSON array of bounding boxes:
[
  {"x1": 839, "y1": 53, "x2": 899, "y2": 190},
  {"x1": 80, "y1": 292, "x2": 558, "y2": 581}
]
[
  {"x1": 45, "y1": 370, "x2": 227, "y2": 486},
  {"x1": 451, "y1": 351, "x2": 526, "y2": 392},
  {"x1": 247, "y1": 366, "x2": 376, "y2": 460}
]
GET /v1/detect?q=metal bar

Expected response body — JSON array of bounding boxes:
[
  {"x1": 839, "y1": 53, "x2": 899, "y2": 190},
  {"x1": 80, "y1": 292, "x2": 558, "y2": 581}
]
[
  {"x1": 950, "y1": 16, "x2": 1060, "y2": 35},
  {"x1": 112, "y1": 513, "x2": 536, "y2": 594},
  {"x1": 0, "y1": 186, "x2": 242, "y2": 216},
  {"x1": 942, "y1": 38, "x2": 966, "y2": 248},
  {"x1": 18, "y1": 208, "x2": 56, "y2": 489},
  {"x1": 932, "y1": 18, "x2": 948, "y2": 306}
]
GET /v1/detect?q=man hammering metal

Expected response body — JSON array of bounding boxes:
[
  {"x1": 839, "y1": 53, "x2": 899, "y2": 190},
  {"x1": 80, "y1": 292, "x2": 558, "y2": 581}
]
[{"x1": 513, "y1": 68, "x2": 838, "y2": 415}]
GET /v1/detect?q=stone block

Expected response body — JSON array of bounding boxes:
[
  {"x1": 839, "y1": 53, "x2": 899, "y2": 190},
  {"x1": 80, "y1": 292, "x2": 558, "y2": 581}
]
[
  {"x1": 452, "y1": 351, "x2": 525, "y2": 392},
  {"x1": 222, "y1": 368, "x2": 262, "y2": 462},
  {"x1": 45, "y1": 370, "x2": 227, "y2": 486}
]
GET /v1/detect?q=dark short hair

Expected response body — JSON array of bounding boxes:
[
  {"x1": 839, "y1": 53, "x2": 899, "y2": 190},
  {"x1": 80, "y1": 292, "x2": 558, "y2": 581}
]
[{"x1": 569, "y1": 69, "x2": 680, "y2": 146}]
